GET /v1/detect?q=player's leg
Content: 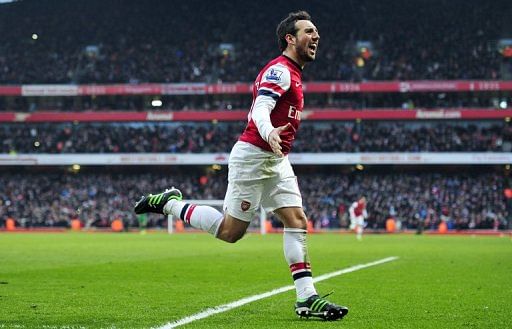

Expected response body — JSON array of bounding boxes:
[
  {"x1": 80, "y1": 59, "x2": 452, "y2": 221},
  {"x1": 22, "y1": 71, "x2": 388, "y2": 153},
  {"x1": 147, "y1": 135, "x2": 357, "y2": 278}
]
[
  {"x1": 214, "y1": 177, "x2": 262, "y2": 242},
  {"x1": 215, "y1": 214, "x2": 250, "y2": 243},
  {"x1": 134, "y1": 186, "x2": 250, "y2": 242},
  {"x1": 274, "y1": 206, "x2": 349, "y2": 321},
  {"x1": 349, "y1": 217, "x2": 356, "y2": 230},
  {"x1": 134, "y1": 187, "x2": 225, "y2": 235},
  {"x1": 261, "y1": 162, "x2": 323, "y2": 313},
  {"x1": 177, "y1": 139, "x2": 261, "y2": 242},
  {"x1": 355, "y1": 225, "x2": 363, "y2": 240},
  {"x1": 164, "y1": 198, "x2": 249, "y2": 242},
  {"x1": 356, "y1": 216, "x2": 363, "y2": 240},
  {"x1": 273, "y1": 206, "x2": 316, "y2": 299},
  {"x1": 134, "y1": 165, "x2": 261, "y2": 243},
  {"x1": 264, "y1": 168, "x2": 348, "y2": 320}
]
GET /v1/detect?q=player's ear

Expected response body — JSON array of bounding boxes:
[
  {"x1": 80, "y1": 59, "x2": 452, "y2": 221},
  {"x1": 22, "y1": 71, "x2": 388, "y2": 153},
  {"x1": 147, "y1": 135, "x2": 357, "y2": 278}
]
[{"x1": 285, "y1": 33, "x2": 296, "y2": 46}]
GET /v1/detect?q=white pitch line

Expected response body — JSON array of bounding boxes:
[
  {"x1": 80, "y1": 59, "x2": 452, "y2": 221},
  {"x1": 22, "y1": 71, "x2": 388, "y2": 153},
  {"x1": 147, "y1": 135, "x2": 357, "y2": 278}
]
[{"x1": 155, "y1": 256, "x2": 399, "y2": 329}]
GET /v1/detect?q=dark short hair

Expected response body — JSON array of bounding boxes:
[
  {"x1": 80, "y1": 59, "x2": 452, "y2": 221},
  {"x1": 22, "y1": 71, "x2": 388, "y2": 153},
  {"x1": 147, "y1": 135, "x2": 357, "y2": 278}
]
[{"x1": 276, "y1": 10, "x2": 312, "y2": 51}]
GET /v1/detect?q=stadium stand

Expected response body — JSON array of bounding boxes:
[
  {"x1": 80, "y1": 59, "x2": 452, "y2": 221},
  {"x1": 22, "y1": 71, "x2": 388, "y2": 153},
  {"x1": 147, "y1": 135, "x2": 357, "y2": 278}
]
[
  {"x1": 1, "y1": 121, "x2": 510, "y2": 153},
  {"x1": 0, "y1": 0, "x2": 511, "y2": 231},
  {"x1": 0, "y1": 91, "x2": 509, "y2": 112},
  {"x1": 0, "y1": 0, "x2": 509, "y2": 83},
  {"x1": 0, "y1": 168, "x2": 508, "y2": 230}
]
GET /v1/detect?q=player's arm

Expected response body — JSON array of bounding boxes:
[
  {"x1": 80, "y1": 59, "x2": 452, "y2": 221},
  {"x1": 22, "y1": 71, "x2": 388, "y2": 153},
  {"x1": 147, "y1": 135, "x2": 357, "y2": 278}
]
[{"x1": 251, "y1": 65, "x2": 291, "y2": 156}]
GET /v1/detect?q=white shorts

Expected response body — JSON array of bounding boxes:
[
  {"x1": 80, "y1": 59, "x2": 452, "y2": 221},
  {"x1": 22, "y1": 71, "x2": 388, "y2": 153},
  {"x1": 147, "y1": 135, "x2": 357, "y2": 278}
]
[
  {"x1": 224, "y1": 141, "x2": 302, "y2": 222},
  {"x1": 350, "y1": 216, "x2": 365, "y2": 228}
]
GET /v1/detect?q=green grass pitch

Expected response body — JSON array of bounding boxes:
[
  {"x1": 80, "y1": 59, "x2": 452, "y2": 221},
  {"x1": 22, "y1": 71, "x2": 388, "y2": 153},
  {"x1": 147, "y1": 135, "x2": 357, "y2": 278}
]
[{"x1": 0, "y1": 232, "x2": 510, "y2": 328}]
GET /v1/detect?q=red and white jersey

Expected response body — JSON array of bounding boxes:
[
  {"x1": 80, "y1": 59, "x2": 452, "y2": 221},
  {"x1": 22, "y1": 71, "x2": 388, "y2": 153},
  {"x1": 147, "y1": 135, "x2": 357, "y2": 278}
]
[
  {"x1": 350, "y1": 201, "x2": 367, "y2": 219},
  {"x1": 238, "y1": 55, "x2": 304, "y2": 155}
]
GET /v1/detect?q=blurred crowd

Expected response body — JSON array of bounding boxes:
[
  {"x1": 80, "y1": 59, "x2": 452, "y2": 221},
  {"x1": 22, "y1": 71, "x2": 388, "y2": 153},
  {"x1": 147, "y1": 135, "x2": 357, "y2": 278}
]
[
  {"x1": 1, "y1": 121, "x2": 510, "y2": 154},
  {"x1": 0, "y1": 170, "x2": 223, "y2": 229},
  {"x1": 301, "y1": 171, "x2": 509, "y2": 231},
  {"x1": 0, "y1": 0, "x2": 509, "y2": 84},
  {"x1": 0, "y1": 169, "x2": 509, "y2": 230},
  {"x1": 0, "y1": 0, "x2": 510, "y2": 233}
]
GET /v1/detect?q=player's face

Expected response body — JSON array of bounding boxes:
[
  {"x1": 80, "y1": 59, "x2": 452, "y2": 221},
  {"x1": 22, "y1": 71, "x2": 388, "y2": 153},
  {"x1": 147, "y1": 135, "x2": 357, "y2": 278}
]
[{"x1": 293, "y1": 20, "x2": 320, "y2": 63}]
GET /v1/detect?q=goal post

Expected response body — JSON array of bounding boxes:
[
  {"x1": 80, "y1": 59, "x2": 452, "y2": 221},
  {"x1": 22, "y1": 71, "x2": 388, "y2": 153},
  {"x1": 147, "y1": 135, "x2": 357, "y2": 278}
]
[{"x1": 167, "y1": 200, "x2": 267, "y2": 235}]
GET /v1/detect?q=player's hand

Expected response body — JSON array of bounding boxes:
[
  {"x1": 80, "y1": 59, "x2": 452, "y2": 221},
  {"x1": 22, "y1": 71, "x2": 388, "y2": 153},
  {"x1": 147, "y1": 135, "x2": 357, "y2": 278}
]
[{"x1": 268, "y1": 123, "x2": 291, "y2": 157}]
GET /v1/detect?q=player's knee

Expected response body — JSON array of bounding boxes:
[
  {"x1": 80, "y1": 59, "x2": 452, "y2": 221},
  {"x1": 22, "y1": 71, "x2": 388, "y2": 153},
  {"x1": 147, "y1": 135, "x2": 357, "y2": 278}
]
[
  {"x1": 295, "y1": 212, "x2": 308, "y2": 230},
  {"x1": 280, "y1": 209, "x2": 308, "y2": 230},
  {"x1": 217, "y1": 226, "x2": 245, "y2": 243},
  {"x1": 220, "y1": 230, "x2": 244, "y2": 243},
  {"x1": 225, "y1": 234, "x2": 243, "y2": 243},
  {"x1": 217, "y1": 214, "x2": 249, "y2": 243}
]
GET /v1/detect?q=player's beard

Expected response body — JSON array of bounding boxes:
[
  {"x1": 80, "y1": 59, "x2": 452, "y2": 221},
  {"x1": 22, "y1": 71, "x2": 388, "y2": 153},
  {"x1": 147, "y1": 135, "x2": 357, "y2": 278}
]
[{"x1": 296, "y1": 43, "x2": 316, "y2": 63}]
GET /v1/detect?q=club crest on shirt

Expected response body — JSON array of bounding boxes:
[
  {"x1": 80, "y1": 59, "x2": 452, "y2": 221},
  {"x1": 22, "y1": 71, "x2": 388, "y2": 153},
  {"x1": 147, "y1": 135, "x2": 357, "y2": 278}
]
[
  {"x1": 265, "y1": 68, "x2": 283, "y2": 82},
  {"x1": 241, "y1": 200, "x2": 251, "y2": 212}
]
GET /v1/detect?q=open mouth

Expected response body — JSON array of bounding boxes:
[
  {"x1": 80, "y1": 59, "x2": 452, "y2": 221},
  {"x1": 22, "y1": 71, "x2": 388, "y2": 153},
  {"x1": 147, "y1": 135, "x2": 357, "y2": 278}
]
[{"x1": 308, "y1": 44, "x2": 317, "y2": 52}]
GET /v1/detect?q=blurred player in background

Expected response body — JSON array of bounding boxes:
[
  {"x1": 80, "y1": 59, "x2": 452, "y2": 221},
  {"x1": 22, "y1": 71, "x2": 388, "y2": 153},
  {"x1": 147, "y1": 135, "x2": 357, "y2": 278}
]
[
  {"x1": 137, "y1": 213, "x2": 148, "y2": 234},
  {"x1": 349, "y1": 196, "x2": 368, "y2": 240},
  {"x1": 134, "y1": 10, "x2": 348, "y2": 321}
]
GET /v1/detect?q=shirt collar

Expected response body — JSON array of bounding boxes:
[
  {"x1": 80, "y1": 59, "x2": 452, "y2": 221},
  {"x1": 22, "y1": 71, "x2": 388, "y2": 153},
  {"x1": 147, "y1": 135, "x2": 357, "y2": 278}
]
[{"x1": 281, "y1": 54, "x2": 303, "y2": 72}]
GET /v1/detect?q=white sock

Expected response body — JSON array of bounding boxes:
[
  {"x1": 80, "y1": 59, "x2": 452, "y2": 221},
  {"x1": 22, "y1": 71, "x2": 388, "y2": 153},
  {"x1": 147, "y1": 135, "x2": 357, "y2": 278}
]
[
  {"x1": 283, "y1": 228, "x2": 317, "y2": 300},
  {"x1": 164, "y1": 199, "x2": 223, "y2": 236}
]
